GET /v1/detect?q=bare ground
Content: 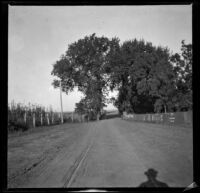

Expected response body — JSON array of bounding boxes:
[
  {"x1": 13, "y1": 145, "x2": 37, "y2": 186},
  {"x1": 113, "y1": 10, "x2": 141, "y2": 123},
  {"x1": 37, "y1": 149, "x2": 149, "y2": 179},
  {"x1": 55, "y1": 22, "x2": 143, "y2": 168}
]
[{"x1": 8, "y1": 118, "x2": 193, "y2": 188}]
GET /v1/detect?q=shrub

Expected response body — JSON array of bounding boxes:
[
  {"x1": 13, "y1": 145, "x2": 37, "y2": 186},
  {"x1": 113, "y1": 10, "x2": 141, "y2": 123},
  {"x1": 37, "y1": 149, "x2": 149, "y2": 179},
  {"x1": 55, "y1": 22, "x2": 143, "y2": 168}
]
[{"x1": 8, "y1": 119, "x2": 29, "y2": 132}]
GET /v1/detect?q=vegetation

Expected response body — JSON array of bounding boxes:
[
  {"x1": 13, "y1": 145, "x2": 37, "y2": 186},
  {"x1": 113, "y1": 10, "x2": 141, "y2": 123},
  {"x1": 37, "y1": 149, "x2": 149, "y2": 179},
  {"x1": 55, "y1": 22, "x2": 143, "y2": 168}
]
[
  {"x1": 8, "y1": 101, "x2": 61, "y2": 132},
  {"x1": 106, "y1": 39, "x2": 176, "y2": 114},
  {"x1": 51, "y1": 33, "x2": 119, "y2": 120},
  {"x1": 170, "y1": 40, "x2": 192, "y2": 111},
  {"x1": 52, "y1": 34, "x2": 192, "y2": 117}
]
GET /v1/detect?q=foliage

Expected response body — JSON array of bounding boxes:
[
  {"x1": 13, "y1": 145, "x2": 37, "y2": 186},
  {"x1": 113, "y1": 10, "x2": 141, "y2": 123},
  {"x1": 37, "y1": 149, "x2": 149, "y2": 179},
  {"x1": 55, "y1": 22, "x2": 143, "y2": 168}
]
[
  {"x1": 8, "y1": 101, "x2": 61, "y2": 132},
  {"x1": 170, "y1": 40, "x2": 192, "y2": 111},
  {"x1": 52, "y1": 35, "x2": 192, "y2": 116},
  {"x1": 51, "y1": 33, "x2": 120, "y2": 119},
  {"x1": 75, "y1": 97, "x2": 104, "y2": 121},
  {"x1": 106, "y1": 39, "x2": 176, "y2": 113}
]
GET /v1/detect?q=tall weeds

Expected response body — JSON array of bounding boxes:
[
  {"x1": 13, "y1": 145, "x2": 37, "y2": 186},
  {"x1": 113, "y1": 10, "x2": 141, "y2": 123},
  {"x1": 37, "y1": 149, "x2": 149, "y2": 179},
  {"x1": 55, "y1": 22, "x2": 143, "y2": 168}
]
[{"x1": 8, "y1": 101, "x2": 61, "y2": 132}]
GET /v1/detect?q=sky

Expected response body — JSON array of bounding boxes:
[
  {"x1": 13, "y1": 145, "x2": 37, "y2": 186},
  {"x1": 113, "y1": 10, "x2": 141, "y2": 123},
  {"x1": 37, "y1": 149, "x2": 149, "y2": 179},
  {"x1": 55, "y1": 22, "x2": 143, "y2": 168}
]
[{"x1": 8, "y1": 5, "x2": 192, "y2": 112}]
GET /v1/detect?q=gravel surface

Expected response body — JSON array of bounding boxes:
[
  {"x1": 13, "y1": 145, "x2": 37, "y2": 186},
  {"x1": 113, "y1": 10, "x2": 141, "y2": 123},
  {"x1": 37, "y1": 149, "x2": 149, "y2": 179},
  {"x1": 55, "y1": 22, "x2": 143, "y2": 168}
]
[{"x1": 8, "y1": 118, "x2": 193, "y2": 188}]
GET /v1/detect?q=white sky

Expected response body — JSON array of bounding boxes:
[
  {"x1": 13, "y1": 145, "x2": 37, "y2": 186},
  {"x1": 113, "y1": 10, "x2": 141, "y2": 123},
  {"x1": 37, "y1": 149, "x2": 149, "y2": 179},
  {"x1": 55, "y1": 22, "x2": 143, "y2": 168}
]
[{"x1": 8, "y1": 5, "x2": 192, "y2": 112}]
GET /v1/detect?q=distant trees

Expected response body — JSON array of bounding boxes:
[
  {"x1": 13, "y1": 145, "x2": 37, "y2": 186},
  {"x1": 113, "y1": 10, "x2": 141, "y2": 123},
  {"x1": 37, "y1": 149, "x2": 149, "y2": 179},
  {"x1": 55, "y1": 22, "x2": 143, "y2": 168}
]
[
  {"x1": 74, "y1": 97, "x2": 97, "y2": 121},
  {"x1": 51, "y1": 34, "x2": 192, "y2": 117}
]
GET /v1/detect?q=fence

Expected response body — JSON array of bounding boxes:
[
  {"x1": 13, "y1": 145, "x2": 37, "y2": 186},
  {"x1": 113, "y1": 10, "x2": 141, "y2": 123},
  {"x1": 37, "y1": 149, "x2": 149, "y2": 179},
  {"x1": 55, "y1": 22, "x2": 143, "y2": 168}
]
[
  {"x1": 8, "y1": 101, "x2": 94, "y2": 132},
  {"x1": 8, "y1": 102, "x2": 63, "y2": 131},
  {"x1": 122, "y1": 111, "x2": 193, "y2": 126}
]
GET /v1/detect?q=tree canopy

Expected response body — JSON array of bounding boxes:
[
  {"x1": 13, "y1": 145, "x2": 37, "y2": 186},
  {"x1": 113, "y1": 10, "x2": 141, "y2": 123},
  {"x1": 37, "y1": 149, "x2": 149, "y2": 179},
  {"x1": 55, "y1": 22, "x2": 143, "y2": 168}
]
[
  {"x1": 51, "y1": 33, "x2": 119, "y2": 120},
  {"x1": 170, "y1": 40, "x2": 192, "y2": 111},
  {"x1": 51, "y1": 34, "x2": 192, "y2": 117},
  {"x1": 105, "y1": 39, "x2": 177, "y2": 114}
]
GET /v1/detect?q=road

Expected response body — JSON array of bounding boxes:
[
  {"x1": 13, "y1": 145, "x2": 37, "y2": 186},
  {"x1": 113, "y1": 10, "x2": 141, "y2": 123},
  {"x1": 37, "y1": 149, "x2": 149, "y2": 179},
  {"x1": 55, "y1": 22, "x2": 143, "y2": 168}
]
[{"x1": 8, "y1": 118, "x2": 193, "y2": 188}]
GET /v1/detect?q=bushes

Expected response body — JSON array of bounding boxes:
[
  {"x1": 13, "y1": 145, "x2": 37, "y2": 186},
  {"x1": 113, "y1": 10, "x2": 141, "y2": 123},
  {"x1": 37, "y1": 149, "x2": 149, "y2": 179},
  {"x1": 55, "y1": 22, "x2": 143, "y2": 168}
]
[
  {"x1": 100, "y1": 113, "x2": 120, "y2": 120},
  {"x1": 8, "y1": 119, "x2": 29, "y2": 132}
]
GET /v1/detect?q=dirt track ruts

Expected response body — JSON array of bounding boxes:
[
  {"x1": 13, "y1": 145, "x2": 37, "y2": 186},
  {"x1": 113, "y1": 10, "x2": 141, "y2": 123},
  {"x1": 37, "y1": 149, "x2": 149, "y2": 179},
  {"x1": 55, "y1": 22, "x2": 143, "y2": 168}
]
[{"x1": 8, "y1": 118, "x2": 193, "y2": 188}]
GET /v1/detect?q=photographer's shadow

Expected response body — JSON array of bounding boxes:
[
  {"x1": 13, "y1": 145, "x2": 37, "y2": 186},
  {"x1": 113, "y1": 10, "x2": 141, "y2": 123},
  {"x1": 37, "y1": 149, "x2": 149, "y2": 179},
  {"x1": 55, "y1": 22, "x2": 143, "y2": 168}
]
[{"x1": 139, "y1": 168, "x2": 169, "y2": 187}]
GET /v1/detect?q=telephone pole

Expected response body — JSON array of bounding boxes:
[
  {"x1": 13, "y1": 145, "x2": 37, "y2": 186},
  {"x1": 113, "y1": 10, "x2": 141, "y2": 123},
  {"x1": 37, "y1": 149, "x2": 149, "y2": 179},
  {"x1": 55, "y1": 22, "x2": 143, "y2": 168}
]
[{"x1": 60, "y1": 80, "x2": 64, "y2": 124}]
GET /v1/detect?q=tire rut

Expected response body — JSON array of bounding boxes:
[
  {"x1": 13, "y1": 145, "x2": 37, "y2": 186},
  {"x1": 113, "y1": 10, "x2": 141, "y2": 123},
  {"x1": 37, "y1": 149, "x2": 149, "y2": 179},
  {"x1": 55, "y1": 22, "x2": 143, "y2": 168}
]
[
  {"x1": 8, "y1": 141, "x2": 66, "y2": 188},
  {"x1": 63, "y1": 123, "x2": 97, "y2": 187},
  {"x1": 8, "y1": 122, "x2": 97, "y2": 188},
  {"x1": 62, "y1": 139, "x2": 94, "y2": 187}
]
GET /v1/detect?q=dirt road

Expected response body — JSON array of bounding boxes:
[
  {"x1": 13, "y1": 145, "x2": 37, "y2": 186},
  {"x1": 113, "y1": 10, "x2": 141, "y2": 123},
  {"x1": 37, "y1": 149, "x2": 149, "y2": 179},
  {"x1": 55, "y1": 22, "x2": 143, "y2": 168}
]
[{"x1": 8, "y1": 118, "x2": 193, "y2": 188}]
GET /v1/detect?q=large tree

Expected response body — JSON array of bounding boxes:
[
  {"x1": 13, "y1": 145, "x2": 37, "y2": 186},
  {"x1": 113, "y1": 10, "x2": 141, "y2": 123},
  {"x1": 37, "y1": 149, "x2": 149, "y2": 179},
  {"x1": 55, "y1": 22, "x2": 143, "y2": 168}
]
[
  {"x1": 106, "y1": 39, "x2": 176, "y2": 114},
  {"x1": 52, "y1": 34, "x2": 191, "y2": 117},
  {"x1": 170, "y1": 40, "x2": 192, "y2": 111},
  {"x1": 51, "y1": 33, "x2": 119, "y2": 120}
]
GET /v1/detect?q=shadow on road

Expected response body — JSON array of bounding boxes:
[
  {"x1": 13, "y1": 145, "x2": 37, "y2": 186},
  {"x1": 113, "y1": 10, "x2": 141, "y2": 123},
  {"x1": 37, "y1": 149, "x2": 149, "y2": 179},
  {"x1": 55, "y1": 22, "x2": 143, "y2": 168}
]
[{"x1": 139, "y1": 168, "x2": 169, "y2": 187}]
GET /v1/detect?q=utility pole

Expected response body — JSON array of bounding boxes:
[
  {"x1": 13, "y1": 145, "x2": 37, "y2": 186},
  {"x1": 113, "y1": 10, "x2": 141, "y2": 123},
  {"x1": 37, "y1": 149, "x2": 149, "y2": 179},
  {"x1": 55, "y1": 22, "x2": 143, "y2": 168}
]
[{"x1": 60, "y1": 80, "x2": 64, "y2": 124}]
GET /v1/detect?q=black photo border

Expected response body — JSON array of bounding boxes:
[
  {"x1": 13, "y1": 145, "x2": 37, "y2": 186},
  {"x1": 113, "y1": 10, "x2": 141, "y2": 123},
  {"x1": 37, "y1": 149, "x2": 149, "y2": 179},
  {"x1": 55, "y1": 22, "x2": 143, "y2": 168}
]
[{"x1": 1, "y1": 0, "x2": 199, "y2": 193}]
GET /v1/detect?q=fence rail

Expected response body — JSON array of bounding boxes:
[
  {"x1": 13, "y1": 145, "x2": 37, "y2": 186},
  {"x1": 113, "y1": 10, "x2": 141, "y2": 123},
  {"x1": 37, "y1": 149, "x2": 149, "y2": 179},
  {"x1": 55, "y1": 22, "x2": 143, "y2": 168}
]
[{"x1": 122, "y1": 111, "x2": 193, "y2": 126}]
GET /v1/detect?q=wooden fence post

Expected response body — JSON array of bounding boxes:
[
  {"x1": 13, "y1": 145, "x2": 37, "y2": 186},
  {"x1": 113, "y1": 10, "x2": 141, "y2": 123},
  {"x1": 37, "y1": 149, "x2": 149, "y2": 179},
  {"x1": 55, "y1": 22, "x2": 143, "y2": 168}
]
[
  {"x1": 47, "y1": 113, "x2": 50, "y2": 125},
  {"x1": 40, "y1": 112, "x2": 43, "y2": 126},
  {"x1": 51, "y1": 113, "x2": 54, "y2": 125},
  {"x1": 24, "y1": 111, "x2": 27, "y2": 124},
  {"x1": 33, "y1": 113, "x2": 36, "y2": 128}
]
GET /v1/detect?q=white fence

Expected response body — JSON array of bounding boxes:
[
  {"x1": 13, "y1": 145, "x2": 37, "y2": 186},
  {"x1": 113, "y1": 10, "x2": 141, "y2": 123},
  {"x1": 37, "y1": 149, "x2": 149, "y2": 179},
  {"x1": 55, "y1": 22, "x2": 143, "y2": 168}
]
[{"x1": 122, "y1": 111, "x2": 192, "y2": 125}]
